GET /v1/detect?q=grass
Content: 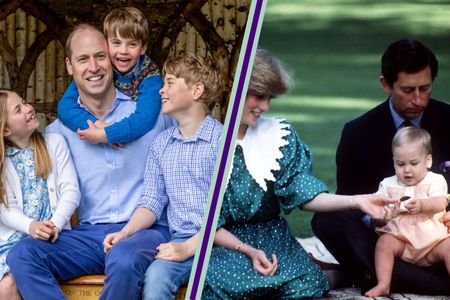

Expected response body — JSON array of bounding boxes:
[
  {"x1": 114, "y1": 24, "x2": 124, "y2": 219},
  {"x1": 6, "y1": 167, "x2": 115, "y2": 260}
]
[{"x1": 258, "y1": 0, "x2": 450, "y2": 237}]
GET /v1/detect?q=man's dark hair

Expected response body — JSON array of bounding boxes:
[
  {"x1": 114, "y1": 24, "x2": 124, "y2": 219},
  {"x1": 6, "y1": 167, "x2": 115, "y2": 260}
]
[{"x1": 381, "y1": 39, "x2": 438, "y2": 87}]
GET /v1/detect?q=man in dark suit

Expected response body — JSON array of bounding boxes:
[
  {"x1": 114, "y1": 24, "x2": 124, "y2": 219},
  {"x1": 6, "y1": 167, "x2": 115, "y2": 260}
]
[{"x1": 312, "y1": 39, "x2": 450, "y2": 295}]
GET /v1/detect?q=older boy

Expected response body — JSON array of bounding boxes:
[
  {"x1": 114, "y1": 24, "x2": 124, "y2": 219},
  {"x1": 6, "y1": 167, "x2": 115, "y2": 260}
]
[
  {"x1": 103, "y1": 53, "x2": 224, "y2": 300},
  {"x1": 57, "y1": 7, "x2": 162, "y2": 145}
]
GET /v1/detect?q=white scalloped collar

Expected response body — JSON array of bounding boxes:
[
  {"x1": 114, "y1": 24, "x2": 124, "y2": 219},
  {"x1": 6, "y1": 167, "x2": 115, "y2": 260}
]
[{"x1": 231, "y1": 117, "x2": 290, "y2": 191}]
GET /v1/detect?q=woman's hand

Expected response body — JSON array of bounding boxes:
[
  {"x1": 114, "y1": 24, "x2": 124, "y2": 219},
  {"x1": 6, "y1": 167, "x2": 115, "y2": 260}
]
[
  {"x1": 356, "y1": 194, "x2": 399, "y2": 220},
  {"x1": 155, "y1": 241, "x2": 192, "y2": 262},
  {"x1": 249, "y1": 249, "x2": 278, "y2": 276}
]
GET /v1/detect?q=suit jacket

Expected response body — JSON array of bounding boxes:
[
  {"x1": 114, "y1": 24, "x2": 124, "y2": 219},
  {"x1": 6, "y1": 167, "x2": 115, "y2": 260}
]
[{"x1": 336, "y1": 98, "x2": 450, "y2": 195}]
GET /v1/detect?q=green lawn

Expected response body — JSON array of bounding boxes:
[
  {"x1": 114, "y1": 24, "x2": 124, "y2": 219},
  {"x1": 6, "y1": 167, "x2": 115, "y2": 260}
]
[{"x1": 258, "y1": 0, "x2": 450, "y2": 237}]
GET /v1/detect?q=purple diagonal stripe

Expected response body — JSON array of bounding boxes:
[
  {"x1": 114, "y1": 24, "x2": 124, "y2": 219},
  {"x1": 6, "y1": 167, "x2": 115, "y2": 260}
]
[{"x1": 189, "y1": 0, "x2": 265, "y2": 298}]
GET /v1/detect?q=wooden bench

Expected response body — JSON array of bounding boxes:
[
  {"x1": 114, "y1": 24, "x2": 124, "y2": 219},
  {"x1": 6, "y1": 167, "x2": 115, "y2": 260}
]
[
  {"x1": 60, "y1": 275, "x2": 187, "y2": 299},
  {"x1": 60, "y1": 214, "x2": 188, "y2": 299}
]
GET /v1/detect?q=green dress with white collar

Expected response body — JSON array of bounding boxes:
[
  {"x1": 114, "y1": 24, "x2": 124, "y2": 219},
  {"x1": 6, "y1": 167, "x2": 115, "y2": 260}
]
[{"x1": 203, "y1": 117, "x2": 329, "y2": 299}]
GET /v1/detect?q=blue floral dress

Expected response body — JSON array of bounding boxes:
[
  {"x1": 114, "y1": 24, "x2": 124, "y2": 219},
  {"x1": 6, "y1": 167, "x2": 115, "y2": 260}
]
[
  {"x1": 0, "y1": 147, "x2": 52, "y2": 278},
  {"x1": 203, "y1": 118, "x2": 330, "y2": 299}
]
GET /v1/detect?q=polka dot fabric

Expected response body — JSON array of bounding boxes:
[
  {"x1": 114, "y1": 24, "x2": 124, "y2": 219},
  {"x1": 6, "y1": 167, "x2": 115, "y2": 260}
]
[{"x1": 203, "y1": 121, "x2": 330, "y2": 299}]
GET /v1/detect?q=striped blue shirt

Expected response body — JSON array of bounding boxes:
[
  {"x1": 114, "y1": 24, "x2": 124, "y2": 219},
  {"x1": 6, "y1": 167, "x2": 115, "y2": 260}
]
[{"x1": 137, "y1": 115, "x2": 223, "y2": 237}]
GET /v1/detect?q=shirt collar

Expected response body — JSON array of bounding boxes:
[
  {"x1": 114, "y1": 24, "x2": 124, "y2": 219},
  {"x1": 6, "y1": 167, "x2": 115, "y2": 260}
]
[
  {"x1": 113, "y1": 54, "x2": 146, "y2": 79},
  {"x1": 389, "y1": 97, "x2": 422, "y2": 129},
  {"x1": 76, "y1": 89, "x2": 131, "y2": 116},
  {"x1": 171, "y1": 115, "x2": 215, "y2": 142}
]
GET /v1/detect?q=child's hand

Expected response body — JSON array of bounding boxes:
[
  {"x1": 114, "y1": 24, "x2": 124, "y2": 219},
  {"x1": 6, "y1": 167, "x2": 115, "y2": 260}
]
[
  {"x1": 29, "y1": 220, "x2": 56, "y2": 241},
  {"x1": 94, "y1": 119, "x2": 110, "y2": 129},
  {"x1": 249, "y1": 249, "x2": 278, "y2": 276},
  {"x1": 77, "y1": 120, "x2": 107, "y2": 144},
  {"x1": 47, "y1": 220, "x2": 60, "y2": 243},
  {"x1": 155, "y1": 241, "x2": 192, "y2": 262},
  {"x1": 103, "y1": 231, "x2": 128, "y2": 252},
  {"x1": 405, "y1": 199, "x2": 422, "y2": 214}
]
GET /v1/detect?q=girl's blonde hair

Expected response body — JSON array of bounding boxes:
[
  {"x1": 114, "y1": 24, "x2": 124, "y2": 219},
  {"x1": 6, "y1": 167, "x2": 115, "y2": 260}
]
[{"x1": 0, "y1": 90, "x2": 52, "y2": 206}]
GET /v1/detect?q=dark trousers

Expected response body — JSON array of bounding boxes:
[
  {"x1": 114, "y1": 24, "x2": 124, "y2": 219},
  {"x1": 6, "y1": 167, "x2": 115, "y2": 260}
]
[{"x1": 311, "y1": 210, "x2": 450, "y2": 295}]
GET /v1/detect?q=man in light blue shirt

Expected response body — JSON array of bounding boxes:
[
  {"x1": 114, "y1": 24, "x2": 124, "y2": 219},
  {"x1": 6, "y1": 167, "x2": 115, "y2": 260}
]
[{"x1": 8, "y1": 24, "x2": 173, "y2": 300}]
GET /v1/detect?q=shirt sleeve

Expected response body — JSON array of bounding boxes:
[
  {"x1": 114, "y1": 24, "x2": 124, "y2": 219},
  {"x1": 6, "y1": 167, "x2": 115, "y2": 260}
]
[
  {"x1": 428, "y1": 173, "x2": 448, "y2": 198},
  {"x1": 47, "y1": 134, "x2": 81, "y2": 231},
  {"x1": 57, "y1": 80, "x2": 98, "y2": 131},
  {"x1": 136, "y1": 134, "x2": 168, "y2": 219},
  {"x1": 274, "y1": 125, "x2": 328, "y2": 214},
  {"x1": 104, "y1": 75, "x2": 163, "y2": 144}
]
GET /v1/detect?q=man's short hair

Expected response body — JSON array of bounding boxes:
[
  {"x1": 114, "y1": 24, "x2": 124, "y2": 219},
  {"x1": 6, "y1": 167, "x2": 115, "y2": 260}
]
[
  {"x1": 103, "y1": 7, "x2": 149, "y2": 45},
  {"x1": 381, "y1": 39, "x2": 438, "y2": 87},
  {"x1": 162, "y1": 53, "x2": 224, "y2": 113},
  {"x1": 65, "y1": 24, "x2": 102, "y2": 60}
]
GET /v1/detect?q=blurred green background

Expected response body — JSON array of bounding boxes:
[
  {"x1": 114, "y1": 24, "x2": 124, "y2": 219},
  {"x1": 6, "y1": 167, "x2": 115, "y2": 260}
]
[{"x1": 258, "y1": 0, "x2": 450, "y2": 237}]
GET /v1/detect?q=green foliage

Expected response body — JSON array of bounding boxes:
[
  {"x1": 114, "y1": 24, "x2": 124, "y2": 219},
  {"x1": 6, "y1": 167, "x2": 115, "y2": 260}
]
[{"x1": 259, "y1": 0, "x2": 450, "y2": 237}]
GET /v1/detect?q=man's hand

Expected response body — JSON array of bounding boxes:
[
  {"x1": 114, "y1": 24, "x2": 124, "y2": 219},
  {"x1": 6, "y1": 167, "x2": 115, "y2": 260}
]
[
  {"x1": 440, "y1": 211, "x2": 450, "y2": 232},
  {"x1": 103, "y1": 231, "x2": 128, "y2": 252},
  {"x1": 77, "y1": 120, "x2": 107, "y2": 144}
]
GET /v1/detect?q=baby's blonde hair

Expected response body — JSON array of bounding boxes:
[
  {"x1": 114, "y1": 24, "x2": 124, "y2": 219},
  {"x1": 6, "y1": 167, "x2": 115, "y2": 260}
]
[
  {"x1": 0, "y1": 90, "x2": 52, "y2": 206},
  {"x1": 392, "y1": 126, "x2": 432, "y2": 156}
]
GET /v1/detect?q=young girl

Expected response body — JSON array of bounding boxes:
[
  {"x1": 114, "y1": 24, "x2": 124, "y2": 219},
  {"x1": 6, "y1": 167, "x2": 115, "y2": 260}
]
[
  {"x1": 366, "y1": 127, "x2": 450, "y2": 297},
  {"x1": 0, "y1": 90, "x2": 80, "y2": 299}
]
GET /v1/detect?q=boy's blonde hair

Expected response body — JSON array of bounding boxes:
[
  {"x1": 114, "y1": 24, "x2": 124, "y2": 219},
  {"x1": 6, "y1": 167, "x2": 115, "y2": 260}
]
[
  {"x1": 0, "y1": 90, "x2": 52, "y2": 206},
  {"x1": 392, "y1": 126, "x2": 432, "y2": 155},
  {"x1": 103, "y1": 7, "x2": 149, "y2": 45},
  {"x1": 162, "y1": 53, "x2": 224, "y2": 113}
]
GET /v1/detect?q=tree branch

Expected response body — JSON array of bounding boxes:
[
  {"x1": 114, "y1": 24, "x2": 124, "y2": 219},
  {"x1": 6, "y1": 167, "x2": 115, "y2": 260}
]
[{"x1": 16, "y1": 29, "x2": 56, "y2": 95}]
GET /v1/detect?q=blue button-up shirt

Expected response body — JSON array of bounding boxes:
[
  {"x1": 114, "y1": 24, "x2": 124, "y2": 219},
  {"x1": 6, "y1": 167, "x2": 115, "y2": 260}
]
[
  {"x1": 137, "y1": 115, "x2": 223, "y2": 237},
  {"x1": 47, "y1": 89, "x2": 175, "y2": 225},
  {"x1": 389, "y1": 97, "x2": 422, "y2": 129}
]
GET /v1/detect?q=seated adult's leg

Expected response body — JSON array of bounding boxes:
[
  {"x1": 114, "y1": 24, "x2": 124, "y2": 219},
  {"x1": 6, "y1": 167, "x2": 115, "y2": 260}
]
[
  {"x1": 7, "y1": 224, "x2": 111, "y2": 300},
  {"x1": 143, "y1": 257, "x2": 193, "y2": 300},
  {"x1": 101, "y1": 224, "x2": 170, "y2": 300},
  {"x1": 311, "y1": 210, "x2": 378, "y2": 286}
]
